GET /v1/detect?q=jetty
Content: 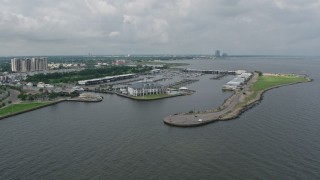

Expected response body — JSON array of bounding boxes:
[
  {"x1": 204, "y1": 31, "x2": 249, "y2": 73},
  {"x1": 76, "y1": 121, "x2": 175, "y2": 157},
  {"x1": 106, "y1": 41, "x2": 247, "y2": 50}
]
[
  {"x1": 164, "y1": 72, "x2": 311, "y2": 127},
  {"x1": 163, "y1": 73, "x2": 258, "y2": 127},
  {"x1": 68, "y1": 93, "x2": 103, "y2": 102}
]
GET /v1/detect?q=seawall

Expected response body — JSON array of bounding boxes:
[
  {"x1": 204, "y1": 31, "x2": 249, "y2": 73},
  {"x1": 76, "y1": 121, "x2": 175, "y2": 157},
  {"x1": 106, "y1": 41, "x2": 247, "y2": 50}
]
[
  {"x1": 164, "y1": 74, "x2": 312, "y2": 127},
  {"x1": 0, "y1": 100, "x2": 66, "y2": 120},
  {"x1": 0, "y1": 95, "x2": 104, "y2": 120}
]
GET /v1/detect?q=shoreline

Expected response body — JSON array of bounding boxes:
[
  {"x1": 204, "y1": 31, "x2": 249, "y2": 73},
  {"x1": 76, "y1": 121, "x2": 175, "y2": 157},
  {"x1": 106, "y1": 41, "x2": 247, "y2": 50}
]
[
  {"x1": 0, "y1": 100, "x2": 66, "y2": 120},
  {"x1": 0, "y1": 74, "x2": 311, "y2": 122},
  {"x1": 90, "y1": 90, "x2": 194, "y2": 101},
  {"x1": 0, "y1": 96, "x2": 103, "y2": 120},
  {"x1": 218, "y1": 80, "x2": 312, "y2": 121},
  {"x1": 163, "y1": 73, "x2": 312, "y2": 127}
]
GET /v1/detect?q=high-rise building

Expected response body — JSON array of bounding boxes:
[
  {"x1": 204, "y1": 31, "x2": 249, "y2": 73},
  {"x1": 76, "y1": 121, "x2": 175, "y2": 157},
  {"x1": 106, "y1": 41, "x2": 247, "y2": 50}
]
[
  {"x1": 11, "y1": 57, "x2": 48, "y2": 72},
  {"x1": 11, "y1": 58, "x2": 18, "y2": 72},
  {"x1": 215, "y1": 50, "x2": 221, "y2": 57}
]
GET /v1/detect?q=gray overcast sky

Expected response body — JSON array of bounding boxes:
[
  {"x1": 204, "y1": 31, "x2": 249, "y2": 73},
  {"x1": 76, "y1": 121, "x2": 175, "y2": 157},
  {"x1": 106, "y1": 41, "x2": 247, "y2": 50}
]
[{"x1": 1, "y1": 0, "x2": 320, "y2": 56}]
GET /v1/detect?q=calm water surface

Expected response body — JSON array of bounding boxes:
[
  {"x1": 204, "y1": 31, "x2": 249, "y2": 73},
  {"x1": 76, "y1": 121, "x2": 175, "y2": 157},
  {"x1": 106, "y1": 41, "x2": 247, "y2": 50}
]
[{"x1": 0, "y1": 57, "x2": 320, "y2": 179}]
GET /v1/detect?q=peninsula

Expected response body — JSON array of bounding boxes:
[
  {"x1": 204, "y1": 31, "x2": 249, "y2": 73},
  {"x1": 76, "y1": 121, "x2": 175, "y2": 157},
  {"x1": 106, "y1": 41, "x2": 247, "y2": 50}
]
[{"x1": 164, "y1": 72, "x2": 311, "y2": 127}]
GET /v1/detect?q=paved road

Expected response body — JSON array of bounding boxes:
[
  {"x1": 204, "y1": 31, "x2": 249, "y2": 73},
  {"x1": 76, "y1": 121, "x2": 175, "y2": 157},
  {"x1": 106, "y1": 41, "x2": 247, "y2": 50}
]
[
  {"x1": 4, "y1": 89, "x2": 21, "y2": 104},
  {"x1": 0, "y1": 90, "x2": 9, "y2": 100}
]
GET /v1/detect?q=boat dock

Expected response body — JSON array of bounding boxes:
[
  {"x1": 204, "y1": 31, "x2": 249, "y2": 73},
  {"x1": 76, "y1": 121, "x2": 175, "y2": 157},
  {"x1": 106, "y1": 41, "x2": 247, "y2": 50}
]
[
  {"x1": 163, "y1": 73, "x2": 259, "y2": 127},
  {"x1": 182, "y1": 68, "x2": 236, "y2": 75},
  {"x1": 167, "y1": 79, "x2": 199, "y2": 88},
  {"x1": 210, "y1": 74, "x2": 228, "y2": 80}
]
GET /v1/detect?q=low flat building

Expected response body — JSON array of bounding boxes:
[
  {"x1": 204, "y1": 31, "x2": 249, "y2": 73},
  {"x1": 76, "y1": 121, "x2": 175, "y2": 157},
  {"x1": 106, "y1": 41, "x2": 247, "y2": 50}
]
[
  {"x1": 37, "y1": 82, "x2": 45, "y2": 88},
  {"x1": 238, "y1": 73, "x2": 252, "y2": 80},
  {"x1": 128, "y1": 81, "x2": 166, "y2": 96},
  {"x1": 78, "y1": 74, "x2": 136, "y2": 85},
  {"x1": 223, "y1": 72, "x2": 252, "y2": 90}
]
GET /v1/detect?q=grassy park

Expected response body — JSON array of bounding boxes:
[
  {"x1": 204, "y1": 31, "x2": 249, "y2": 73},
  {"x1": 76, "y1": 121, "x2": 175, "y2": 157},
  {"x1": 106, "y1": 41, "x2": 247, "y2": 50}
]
[
  {"x1": 242, "y1": 74, "x2": 309, "y2": 105},
  {"x1": 252, "y1": 74, "x2": 308, "y2": 92},
  {"x1": 0, "y1": 102, "x2": 51, "y2": 117}
]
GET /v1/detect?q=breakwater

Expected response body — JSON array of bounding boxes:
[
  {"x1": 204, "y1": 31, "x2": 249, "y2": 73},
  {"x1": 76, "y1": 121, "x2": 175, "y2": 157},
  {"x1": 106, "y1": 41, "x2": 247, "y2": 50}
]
[
  {"x1": 67, "y1": 95, "x2": 103, "y2": 102},
  {"x1": 163, "y1": 73, "x2": 311, "y2": 127}
]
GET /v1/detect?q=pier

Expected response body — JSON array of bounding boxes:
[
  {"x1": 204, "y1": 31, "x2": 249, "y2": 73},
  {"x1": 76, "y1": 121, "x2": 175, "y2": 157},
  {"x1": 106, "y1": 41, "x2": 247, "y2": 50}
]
[
  {"x1": 210, "y1": 74, "x2": 228, "y2": 80},
  {"x1": 182, "y1": 68, "x2": 236, "y2": 75},
  {"x1": 167, "y1": 79, "x2": 199, "y2": 88}
]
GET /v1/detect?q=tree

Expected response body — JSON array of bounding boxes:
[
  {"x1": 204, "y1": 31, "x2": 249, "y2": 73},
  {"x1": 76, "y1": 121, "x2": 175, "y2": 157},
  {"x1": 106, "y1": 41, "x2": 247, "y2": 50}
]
[
  {"x1": 70, "y1": 91, "x2": 80, "y2": 98},
  {"x1": 18, "y1": 93, "x2": 27, "y2": 101},
  {"x1": 28, "y1": 95, "x2": 35, "y2": 101},
  {"x1": 255, "y1": 71, "x2": 263, "y2": 76},
  {"x1": 163, "y1": 64, "x2": 170, "y2": 69},
  {"x1": 48, "y1": 93, "x2": 58, "y2": 100}
]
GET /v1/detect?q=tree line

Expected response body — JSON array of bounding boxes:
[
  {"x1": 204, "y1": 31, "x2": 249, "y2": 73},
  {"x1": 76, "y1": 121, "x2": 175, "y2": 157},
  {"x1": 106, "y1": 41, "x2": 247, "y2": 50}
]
[
  {"x1": 18, "y1": 91, "x2": 79, "y2": 101},
  {"x1": 26, "y1": 66, "x2": 152, "y2": 84}
]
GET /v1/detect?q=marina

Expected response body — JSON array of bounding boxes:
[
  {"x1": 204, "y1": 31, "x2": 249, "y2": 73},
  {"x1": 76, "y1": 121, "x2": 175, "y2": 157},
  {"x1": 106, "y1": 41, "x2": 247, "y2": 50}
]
[
  {"x1": 0, "y1": 57, "x2": 319, "y2": 179},
  {"x1": 163, "y1": 73, "x2": 259, "y2": 127},
  {"x1": 1, "y1": 0, "x2": 319, "y2": 178},
  {"x1": 210, "y1": 74, "x2": 228, "y2": 80}
]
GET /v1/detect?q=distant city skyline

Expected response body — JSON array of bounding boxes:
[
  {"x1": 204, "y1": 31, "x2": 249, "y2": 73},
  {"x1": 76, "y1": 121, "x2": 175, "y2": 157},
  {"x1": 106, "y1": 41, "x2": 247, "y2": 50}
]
[{"x1": 1, "y1": 0, "x2": 320, "y2": 56}]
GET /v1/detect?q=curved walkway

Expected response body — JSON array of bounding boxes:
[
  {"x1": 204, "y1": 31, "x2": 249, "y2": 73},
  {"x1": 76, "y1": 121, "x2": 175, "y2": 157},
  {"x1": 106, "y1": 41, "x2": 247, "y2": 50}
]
[{"x1": 163, "y1": 73, "x2": 259, "y2": 127}]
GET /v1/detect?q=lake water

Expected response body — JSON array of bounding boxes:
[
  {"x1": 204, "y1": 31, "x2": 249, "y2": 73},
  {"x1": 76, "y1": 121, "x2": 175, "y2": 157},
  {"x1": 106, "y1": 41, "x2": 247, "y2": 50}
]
[{"x1": 0, "y1": 57, "x2": 320, "y2": 179}]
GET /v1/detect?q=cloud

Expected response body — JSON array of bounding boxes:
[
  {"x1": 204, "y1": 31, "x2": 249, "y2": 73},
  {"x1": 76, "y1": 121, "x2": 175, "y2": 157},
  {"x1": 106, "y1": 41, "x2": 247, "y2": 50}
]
[
  {"x1": 109, "y1": 31, "x2": 120, "y2": 37},
  {"x1": 123, "y1": 0, "x2": 155, "y2": 14},
  {"x1": 0, "y1": 0, "x2": 320, "y2": 56},
  {"x1": 123, "y1": 15, "x2": 136, "y2": 24},
  {"x1": 85, "y1": 0, "x2": 117, "y2": 16},
  {"x1": 151, "y1": 18, "x2": 169, "y2": 43}
]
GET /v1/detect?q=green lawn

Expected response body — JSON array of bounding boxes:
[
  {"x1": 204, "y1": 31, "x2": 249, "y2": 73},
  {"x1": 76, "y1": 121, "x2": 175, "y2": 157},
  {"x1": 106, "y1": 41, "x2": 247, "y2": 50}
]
[
  {"x1": 241, "y1": 74, "x2": 308, "y2": 105},
  {"x1": 132, "y1": 94, "x2": 175, "y2": 100},
  {"x1": 252, "y1": 75, "x2": 308, "y2": 92},
  {"x1": 0, "y1": 102, "x2": 51, "y2": 117}
]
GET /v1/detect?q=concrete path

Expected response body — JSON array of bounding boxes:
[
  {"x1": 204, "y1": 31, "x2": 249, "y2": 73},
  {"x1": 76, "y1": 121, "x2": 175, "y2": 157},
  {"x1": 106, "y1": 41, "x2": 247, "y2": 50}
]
[{"x1": 164, "y1": 73, "x2": 259, "y2": 127}]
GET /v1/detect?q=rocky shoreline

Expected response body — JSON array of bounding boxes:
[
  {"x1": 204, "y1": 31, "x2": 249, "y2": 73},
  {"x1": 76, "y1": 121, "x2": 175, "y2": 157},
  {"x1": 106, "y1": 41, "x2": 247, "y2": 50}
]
[
  {"x1": 163, "y1": 74, "x2": 312, "y2": 127},
  {"x1": 67, "y1": 95, "x2": 103, "y2": 102}
]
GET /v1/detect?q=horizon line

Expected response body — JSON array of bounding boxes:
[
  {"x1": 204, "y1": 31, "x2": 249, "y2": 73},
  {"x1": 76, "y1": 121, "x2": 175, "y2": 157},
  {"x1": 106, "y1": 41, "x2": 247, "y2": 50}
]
[{"x1": 0, "y1": 54, "x2": 319, "y2": 58}]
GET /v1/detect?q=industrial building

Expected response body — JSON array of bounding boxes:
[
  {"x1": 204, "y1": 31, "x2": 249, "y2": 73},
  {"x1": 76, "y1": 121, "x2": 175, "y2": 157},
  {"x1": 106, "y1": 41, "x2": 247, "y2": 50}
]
[
  {"x1": 11, "y1": 57, "x2": 48, "y2": 72},
  {"x1": 128, "y1": 81, "x2": 166, "y2": 96},
  {"x1": 223, "y1": 72, "x2": 252, "y2": 90},
  {"x1": 78, "y1": 74, "x2": 136, "y2": 85}
]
